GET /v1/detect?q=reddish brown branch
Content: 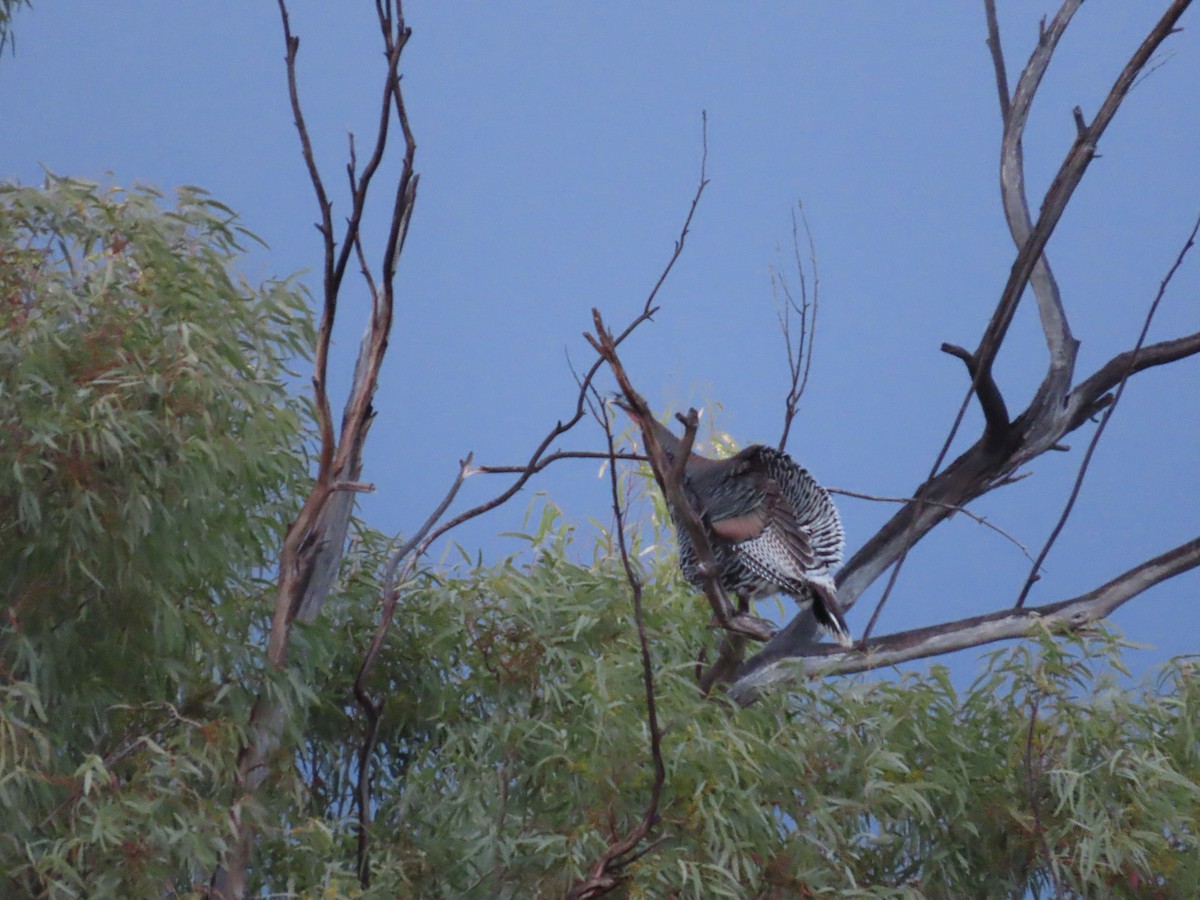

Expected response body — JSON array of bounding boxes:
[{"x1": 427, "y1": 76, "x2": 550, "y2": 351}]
[
  {"x1": 588, "y1": 315, "x2": 774, "y2": 643},
  {"x1": 276, "y1": 0, "x2": 337, "y2": 479},
  {"x1": 344, "y1": 113, "x2": 712, "y2": 885},
  {"x1": 213, "y1": 4, "x2": 418, "y2": 896},
  {"x1": 473, "y1": 449, "x2": 644, "y2": 475}
]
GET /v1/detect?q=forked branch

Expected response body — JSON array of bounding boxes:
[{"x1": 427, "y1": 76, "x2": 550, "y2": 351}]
[
  {"x1": 735, "y1": 0, "x2": 1198, "y2": 685},
  {"x1": 776, "y1": 201, "x2": 820, "y2": 450},
  {"x1": 212, "y1": 3, "x2": 418, "y2": 897}
]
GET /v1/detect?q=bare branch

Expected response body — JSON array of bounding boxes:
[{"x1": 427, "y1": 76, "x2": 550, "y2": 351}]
[
  {"x1": 1067, "y1": 330, "x2": 1200, "y2": 429},
  {"x1": 777, "y1": 200, "x2": 820, "y2": 450},
  {"x1": 276, "y1": 0, "x2": 336, "y2": 479},
  {"x1": 989, "y1": 0, "x2": 1077, "y2": 392},
  {"x1": 940, "y1": 342, "x2": 1010, "y2": 442},
  {"x1": 743, "y1": 0, "x2": 1196, "y2": 674},
  {"x1": 1015, "y1": 210, "x2": 1200, "y2": 607},
  {"x1": 213, "y1": 5, "x2": 419, "y2": 895},
  {"x1": 367, "y1": 111, "x2": 711, "y2": 572},
  {"x1": 568, "y1": 398, "x2": 665, "y2": 899},
  {"x1": 732, "y1": 535, "x2": 1200, "y2": 702},
  {"x1": 342, "y1": 113, "x2": 712, "y2": 883},
  {"x1": 975, "y1": 0, "x2": 1191, "y2": 387},
  {"x1": 982, "y1": 0, "x2": 1011, "y2": 122}
]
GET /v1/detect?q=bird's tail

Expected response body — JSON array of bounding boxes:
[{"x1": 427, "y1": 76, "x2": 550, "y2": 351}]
[{"x1": 807, "y1": 579, "x2": 853, "y2": 648}]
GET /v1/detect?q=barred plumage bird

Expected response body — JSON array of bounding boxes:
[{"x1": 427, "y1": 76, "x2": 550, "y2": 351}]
[{"x1": 620, "y1": 403, "x2": 851, "y2": 646}]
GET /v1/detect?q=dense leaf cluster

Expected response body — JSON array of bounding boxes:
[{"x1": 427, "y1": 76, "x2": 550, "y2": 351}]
[
  {"x1": 314, "y1": 513, "x2": 1200, "y2": 898},
  {"x1": 1, "y1": 180, "x2": 1197, "y2": 897},
  {"x1": 0, "y1": 177, "x2": 312, "y2": 894}
]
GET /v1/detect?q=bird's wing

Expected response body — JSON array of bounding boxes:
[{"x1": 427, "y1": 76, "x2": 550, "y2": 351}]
[{"x1": 708, "y1": 469, "x2": 820, "y2": 570}]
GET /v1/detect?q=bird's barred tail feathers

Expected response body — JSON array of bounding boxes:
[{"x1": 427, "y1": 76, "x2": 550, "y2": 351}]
[{"x1": 809, "y1": 578, "x2": 853, "y2": 648}]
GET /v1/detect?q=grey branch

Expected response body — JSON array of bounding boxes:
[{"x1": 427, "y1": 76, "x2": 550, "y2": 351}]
[
  {"x1": 732, "y1": 536, "x2": 1200, "y2": 703},
  {"x1": 736, "y1": 0, "x2": 1197, "y2": 686}
]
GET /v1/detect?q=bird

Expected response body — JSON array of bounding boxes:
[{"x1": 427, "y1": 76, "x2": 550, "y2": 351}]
[{"x1": 618, "y1": 401, "x2": 851, "y2": 647}]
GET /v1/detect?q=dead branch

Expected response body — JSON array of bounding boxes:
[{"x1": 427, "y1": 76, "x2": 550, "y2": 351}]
[
  {"x1": 210, "y1": 4, "x2": 417, "y2": 897},
  {"x1": 976, "y1": 0, "x2": 1190, "y2": 390},
  {"x1": 850, "y1": 0, "x2": 1085, "y2": 643},
  {"x1": 989, "y1": 0, "x2": 1077, "y2": 392},
  {"x1": 731, "y1": 535, "x2": 1200, "y2": 703},
  {"x1": 567, "y1": 398, "x2": 666, "y2": 899},
  {"x1": 1065, "y1": 330, "x2": 1200, "y2": 431},
  {"x1": 734, "y1": 0, "x2": 1196, "y2": 686},
  {"x1": 940, "y1": 342, "x2": 1010, "y2": 442}
]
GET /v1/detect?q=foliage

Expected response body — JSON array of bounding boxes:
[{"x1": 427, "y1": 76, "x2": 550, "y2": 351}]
[
  {"x1": 0, "y1": 176, "x2": 313, "y2": 895},
  {"x1": 0, "y1": 0, "x2": 29, "y2": 55},
  {"x1": 280, "y1": 511, "x2": 1200, "y2": 899},
  {"x1": 2, "y1": 179, "x2": 1198, "y2": 898}
]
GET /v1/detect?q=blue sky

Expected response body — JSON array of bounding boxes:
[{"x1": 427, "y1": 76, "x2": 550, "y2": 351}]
[{"x1": 3, "y1": 2, "x2": 1197, "y2": 674}]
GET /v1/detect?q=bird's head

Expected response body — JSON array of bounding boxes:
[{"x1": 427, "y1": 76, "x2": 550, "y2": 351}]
[{"x1": 613, "y1": 397, "x2": 689, "y2": 466}]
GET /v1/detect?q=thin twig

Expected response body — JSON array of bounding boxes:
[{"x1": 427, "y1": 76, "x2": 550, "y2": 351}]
[
  {"x1": 474, "y1": 450, "x2": 644, "y2": 475},
  {"x1": 1015, "y1": 210, "x2": 1200, "y2": 607},
  {"x1": 276, "y1": 0, "x2": 337, "y2": 479},
  {"x1": 777, "y1": 200, "x2": 820, "y2": 450},
  {"x1": 829, "y1": 486, "x2": 1034, "y2": 563},
  {"x1": 352, "y1": 452, "x2": 474, "y2": 882},
  {"x1": 740, "y1": 0, "x2": 1197, "y2": 680},
  {"x1": 371, "y1": 111, "x2": 711, "y2": 575},
  {"x1": 347, "y1": 112, "x2": 711, "y2": 879},
  {"x1": 1023, "y1": 695, "x2": 1061, "y2": 896},
  {"x1": 567, "y1": 398, "x2": 666, "y2": 899}
]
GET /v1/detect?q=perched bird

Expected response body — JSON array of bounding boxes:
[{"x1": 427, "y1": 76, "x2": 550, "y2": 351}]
[{"x1": 619, "y1": 402, "x2": 851, "y2": 646}]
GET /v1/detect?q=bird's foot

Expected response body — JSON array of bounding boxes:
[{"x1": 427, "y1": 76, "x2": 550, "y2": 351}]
[{"x1": 720, "y1": 612, "x2": 776, "y2": 642}]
